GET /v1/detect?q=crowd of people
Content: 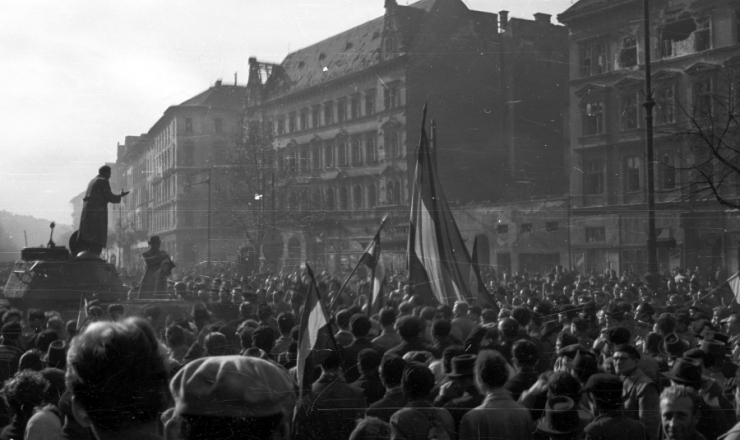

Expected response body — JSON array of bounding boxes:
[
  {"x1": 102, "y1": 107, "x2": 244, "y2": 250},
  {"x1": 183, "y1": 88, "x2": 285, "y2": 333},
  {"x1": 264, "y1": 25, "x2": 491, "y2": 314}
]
[{"x1": 0, "y1": 263, "x2": 738, "y2": 440}]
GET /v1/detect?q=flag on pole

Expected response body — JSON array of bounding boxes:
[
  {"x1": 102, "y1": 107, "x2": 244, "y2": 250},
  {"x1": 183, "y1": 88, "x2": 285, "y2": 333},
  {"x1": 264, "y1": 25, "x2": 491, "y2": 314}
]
[
  {"x1": 296, "y1": 264, "x2": 339, "y2": 401},
  {"x1": 360, "y1": 215, "x2": 388, "y2": 316},
  {"x1": 76, "y1": 294, "x2": 88, "y2": 330},
  {"x1": 729, "y1": 273, "x2": 740, "y2": 304},
  {"x1": 407, "y1": 105, "x2": 483, "y2": 306},
  {"x1": 470, "y1": 236, "x2": 497, "y2": 308}
]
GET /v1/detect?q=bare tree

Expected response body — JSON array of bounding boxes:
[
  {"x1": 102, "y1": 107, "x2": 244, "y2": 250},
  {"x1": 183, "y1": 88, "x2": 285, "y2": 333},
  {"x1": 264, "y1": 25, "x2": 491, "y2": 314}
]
[{"x1": 659, "y1": 68, "x2": 740, "y2": 209}]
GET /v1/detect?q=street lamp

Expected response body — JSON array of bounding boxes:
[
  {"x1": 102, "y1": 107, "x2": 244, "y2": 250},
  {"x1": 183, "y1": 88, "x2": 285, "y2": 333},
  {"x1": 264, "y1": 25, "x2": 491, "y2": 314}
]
[{"x1": 643, "y1": 0, "x2": 659, "y2": 287}]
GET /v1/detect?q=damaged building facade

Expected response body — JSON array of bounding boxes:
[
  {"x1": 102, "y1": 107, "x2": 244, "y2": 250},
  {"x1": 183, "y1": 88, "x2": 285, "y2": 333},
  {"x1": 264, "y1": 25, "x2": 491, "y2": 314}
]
[
  {"x1": 243, "y1": 0, "x2": 569, "y2": 272},
  {"x1": 559, "y1": 0, "x2": 740, "y2": 276}
]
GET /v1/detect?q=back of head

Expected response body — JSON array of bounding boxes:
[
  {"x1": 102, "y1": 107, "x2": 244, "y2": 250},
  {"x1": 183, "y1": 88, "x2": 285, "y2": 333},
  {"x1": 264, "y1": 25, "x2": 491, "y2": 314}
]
[
  {"x1": 548, "y1": 371, "x2": 582, "y2": 404},
  {"x1": 19, "y1": 349, "x2": 43, "y2": 372},
  {"x1": 511, "y1": 307, "x2": 532, "y2": 327},
  {"x1": 2, "y1": 321, "x2": 21, "y2": 341},
  {"x1": 512, "y1": 340, "x2": 538, "y2": 367},
  {"x1": 432, "y1": 319, "x2": 451, "y2": 339},
  {"x1": 166, "y1": 324, "x2": 185, "y2": 348},
  {"x1": 336, "y1": 309, "x2": 352, "y2": 330},
  {"x1": 349, "y1": 417, "x2": 391, "y2": 440},
  {"x1": 498, "y1": 318, "x2": 520, "y2": 339},
  {"x1": 171, "y1": 356, "x2": 295, "y2": 440},
  {"x1": 397, "y1": 316, "x2": 422, "y2": 340},
  {"x1": 380, "y1": 355, "x2": 406, "y2": 387},
  {"x1": 583, "y1": 373, "x2": 623, "y2": 412},
  {"x1": 66, "y1": 317, "x2": 169, "y2": 434},
  {"x1": 277, "y1": 313, "x2": 295, "y2": 335},
  {"x1": 350, "y1": 314, "x2": 372, "y2": 338},
  {"x1": 475, "y1": 349, "x2": 509, "y2": 390},
  {"x1": 205, "y1": 332, "x2": 228, "y2": 356},
  {"x1": 252, "y1": 326, "x2": 276, "y2": 353},
  {"x1": 2, "y1": 370, "x2": 48, "y2": 419},
  {"x1": 402, "y1": 362, "x2": 435, "y2": 400},
  {"x1": 379, "y1": 307, "x2": 397, "y2": 327}
]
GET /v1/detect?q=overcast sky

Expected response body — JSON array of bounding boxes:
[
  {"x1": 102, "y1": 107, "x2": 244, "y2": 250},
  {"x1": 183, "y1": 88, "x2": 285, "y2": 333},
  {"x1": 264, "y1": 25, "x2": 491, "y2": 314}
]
[{"x1": 0, "y1": 0, "x2": 574, "y2": 225}]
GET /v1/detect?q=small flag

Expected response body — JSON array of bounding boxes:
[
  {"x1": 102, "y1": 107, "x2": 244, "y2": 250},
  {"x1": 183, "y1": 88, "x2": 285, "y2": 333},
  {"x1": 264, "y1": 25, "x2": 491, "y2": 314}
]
[
  {"x1": 296, "y1": 264, "x2": 339, "y2": 401},
  {"x1": 76, "y1": 294, "x2": 88, "y2": 330},
  {"x1": 359, "y1": 215, "x2": 388, "y2": 316}
]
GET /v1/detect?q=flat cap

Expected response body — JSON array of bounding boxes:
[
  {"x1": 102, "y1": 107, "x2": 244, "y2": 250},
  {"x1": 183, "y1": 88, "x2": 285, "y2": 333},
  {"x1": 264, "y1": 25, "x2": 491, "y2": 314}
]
[
  {"x1": 171, "y1": 355, "x2": 295, "y2": 418},
  {"x1": 582, "y1": 373, "x2": 623, "y2": 394}
]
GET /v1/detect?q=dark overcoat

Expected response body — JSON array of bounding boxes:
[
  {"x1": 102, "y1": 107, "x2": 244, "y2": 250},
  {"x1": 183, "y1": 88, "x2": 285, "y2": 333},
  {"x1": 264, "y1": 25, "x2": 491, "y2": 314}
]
[{"x1": 78, "y1": 175, "x2": 122, "y2": 248}]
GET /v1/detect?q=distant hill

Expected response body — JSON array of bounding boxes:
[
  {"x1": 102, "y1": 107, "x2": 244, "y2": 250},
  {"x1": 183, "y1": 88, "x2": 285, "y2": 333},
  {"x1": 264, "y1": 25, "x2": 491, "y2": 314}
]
[{"x1": 0, "y1": 211, "x2": 73, "y2": 262}]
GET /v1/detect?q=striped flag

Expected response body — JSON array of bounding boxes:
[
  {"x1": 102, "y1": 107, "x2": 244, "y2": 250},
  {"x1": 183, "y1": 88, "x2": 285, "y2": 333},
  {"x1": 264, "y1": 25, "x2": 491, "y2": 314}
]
[
  {"x1": 407, "y1": 105, "x2": 483, "y2": 306},
  {"x1": 729, "y1": 273, "x2": 740, "y2": 305},
  {"x1": 295, "y1": 264, "x2": 338, "y2": 401},
  {"x1": 76, "y1": 294, "x2": 88, "y2": 330},
  {"x1": 360, "y1": 215, "x2": 388, "y2": 316}
]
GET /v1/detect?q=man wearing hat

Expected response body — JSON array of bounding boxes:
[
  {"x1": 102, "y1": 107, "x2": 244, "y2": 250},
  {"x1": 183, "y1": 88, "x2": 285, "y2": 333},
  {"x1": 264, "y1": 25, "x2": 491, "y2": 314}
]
[
  {"x1": 438, "y1": 355, "x2": 483, "y2": 432},
  {"x1": 138, "y1": 236, "x2": 174, "y2": 299},
  {"x1": 344, "y1": 314, "x2": 384, "y2": 384},
  {"x1": 613, "y1": 344, "x2": 660, "y2": 440},
  {"x1": 505, "y1": 339, "x2": 540, "y2": 401},
  {"x1": 391, "y1": 362, "x2": 455, "y2": 440},
  {"x1": 582, "y1": 374, "x2": 646, "y2": 440},
  {"x1": 366, "y1": 355, "x2": 407, "y2": 422},
  {"x1": 168, "y1": 356, "x2": 295, "y2": 440},
  {"x1": 351, "y1": 348, "x2": 385, "y2": 405},
  {"x1": 536, "y1": 396, "x2": 591, "y2": 440}
]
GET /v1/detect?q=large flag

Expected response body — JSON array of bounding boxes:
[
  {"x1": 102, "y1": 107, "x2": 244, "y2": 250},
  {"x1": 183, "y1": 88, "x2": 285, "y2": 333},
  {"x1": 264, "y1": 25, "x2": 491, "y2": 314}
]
[
  {"x1": 360, "y1": 215, "x2": 388, "y2": 316},
  {"x1": 296, "y1": 264, "x2": 338, "y2": 401},
  {"x1": 730, "y1": 274, "x2": 740, "y2": 304},
  {"x1": 407, "y1": 105, "x2": 486, "y2": 306},
  {"x1": 470, "y1": 236, "x2": 497, "y2": 308}
]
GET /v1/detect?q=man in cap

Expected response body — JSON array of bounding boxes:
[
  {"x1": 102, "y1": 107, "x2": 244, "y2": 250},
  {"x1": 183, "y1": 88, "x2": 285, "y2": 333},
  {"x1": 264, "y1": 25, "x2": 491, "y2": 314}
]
[
  {"x1": 344, "y1": 314, "x2": 384, "y2": 383},
  {"x1": 385, "y1": 316, "x2": 440, "y2": 359},
  {"x1": 167, "y1": 356, "x2": 295, "y2": 440},
  {"x1": 459, "y1": 350, "x2": 534, "y2": 440},
  {"x1": 351, "y1": 348, "x2": 385, "y2": 405},
  {"x1": 535, "y1": 396, "x2": 591, "y2": 440},
  {"x1": 76, "y1": 165, "x2": 129, "y2": 255},
  {"x1": 613, "y1": 344, "x2": 660, "y2": 440},
  {"x1": 582, "y1": 374, "x2": 646, "y2": 440},
  {"x1": 505, "y1": 339, "x2": 540, "y2": 401},
  {"x1": 439, "y1": 354, "x2": 483, "y2": 432}
]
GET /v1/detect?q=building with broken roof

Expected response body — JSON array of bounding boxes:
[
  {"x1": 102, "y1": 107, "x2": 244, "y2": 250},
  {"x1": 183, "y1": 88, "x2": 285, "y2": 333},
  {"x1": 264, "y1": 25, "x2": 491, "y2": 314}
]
[
  {"x1": 113, "y1": 81, "x2": 247, "y2": 269},
  {"x1": 559, "y1": 0, "x2": 740, "y2": 276},
  {"x1": 244, "y1": 0, "x2": 569, "y2": 272}
]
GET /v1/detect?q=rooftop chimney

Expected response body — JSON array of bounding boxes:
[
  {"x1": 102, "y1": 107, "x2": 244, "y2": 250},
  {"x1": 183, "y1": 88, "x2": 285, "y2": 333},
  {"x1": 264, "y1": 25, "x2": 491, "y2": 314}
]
[
  {"x1": 534, "y1": 13, "x2": 551, "y2": 24},
  {"x1": 499, "y1": 10, "x2": 509, "y2": 31},
  {"x1": 385, "y1": 0, "x2": 397, "y2": 9},
  {"x1": 215, "y1": 79, "x2": 222, "y2": 88}
]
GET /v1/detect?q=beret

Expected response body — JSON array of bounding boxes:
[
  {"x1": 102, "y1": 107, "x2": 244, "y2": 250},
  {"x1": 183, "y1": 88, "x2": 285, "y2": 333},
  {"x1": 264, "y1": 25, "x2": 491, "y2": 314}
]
[{"x1": 171, "y1": 355, "x2": 295, "y2": 418}]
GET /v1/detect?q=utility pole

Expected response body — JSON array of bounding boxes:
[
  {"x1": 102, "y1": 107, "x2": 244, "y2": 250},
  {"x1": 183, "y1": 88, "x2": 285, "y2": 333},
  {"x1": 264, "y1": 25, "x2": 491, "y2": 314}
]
[{"x1": 643, "y1": 0, "x2": 659, "y2": 287}]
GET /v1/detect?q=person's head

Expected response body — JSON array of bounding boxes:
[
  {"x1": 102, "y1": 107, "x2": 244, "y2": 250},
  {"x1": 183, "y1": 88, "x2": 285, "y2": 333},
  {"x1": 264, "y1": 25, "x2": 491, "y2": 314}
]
[
  {"x1": 498, "y1": 318, "x2": 519, "y2": 341},
  {"x1": 511, "y1": 307, "x2": 532, "y2": 327},
  {"x1": 349, "y1": 417, "x2": 391, "y2": 440},
  {"x1": 556, "y1": 331, "x2": 579, "y2": 352},
  {"x1": 40, "y1": 367, "x2": 65, "y2": 407},
  {"x1": 431, "y1": 319, "x2": 451, "y2": 341},
  {"x1": 401, "y1": 362, "x2": 435, "y2": 401},
  {"x1": 107, "y1": 304, "x2": 125, "y2": 321},
  {"x1": 1, "y1": 321, "x2": 22, "y2": 344},
  {"x1": 660, "y1": 385, "x2": 702, "y2": 440},
  {"x1": 239, "y1": 302, "x2": 253, "y2": 319},
  {"x1": 453, "y1": 301, "x2": 469, "y2": 317},
  {"x1": 252, "y1": 326, "x2": 276, "y2": 354},
  {"x1": 170, "y1": 356, "x2": 295, "y2": 440},
  {"x1": 19, "y1": 349, "x2": 43, "y2": 372},
  {"x1": 2, "y1": 370, "x2": 48, "y2": 420},
  {"x1": 548, "y1": 371, "x2": 582, "y2": 405},
  {"x1": 99, "y1": 165, "x2": 112, "y2": 178},
  {"x1": 239, "y1": 327, "x2": 254, "y2": 351},
  {"x1": 358, "y1": 349, "x2": 382, "y2": 377},
  {"x1": 379, "y1": 307, "x2": 397, "y2": 329},
  {"x1": 166, "y1": 324, "x2": 186, "y2": 349},
  {"x1": 475, "y1": 350, "x2": 509, "y2": 393},
  {"x1": 66, "y1": 317, "x2": 169, "y2": 436},
  {"x1": 435, "y1": 305, "x2": 453, "y2": 321},
  {"x1": 350, "y1": 314, "x2": 372, "y2": 338},
  {"x1": 28, "y1": 308, "x2": 46, "y2": 331},
  {"x1": 36, "y1": 328, "x2": 58, "y2": 354},
  {"x1": 512, "y1": 340, "x2": 538, "y2": 369},
  {"x1": 583, "y1": 373, "x2": 623, "y2": 413},
  {"x1": 379, "y1": 356, "x2": 406, "y2": 388},
  {"x1": 205, "y1": 332, "x2": 229, "y2": 357},
  {"x1": 65, "y1": 320, "x2": 77, "y2": 340},
  {"x1": 148, "y1": 235, "x2": 161, "y2": 250},
  {"x1": 612, "y1": 345, "x2": 640, "y2": 376},
  {"x1": 277, "y1": 313, "x2": 295, "y2": 336},
  {"x1": 336, "y1": 309, "x2": 352, "y2": 331},
  {"x1": 397, "y1": 316, "x2": 423, "y2": 341}
]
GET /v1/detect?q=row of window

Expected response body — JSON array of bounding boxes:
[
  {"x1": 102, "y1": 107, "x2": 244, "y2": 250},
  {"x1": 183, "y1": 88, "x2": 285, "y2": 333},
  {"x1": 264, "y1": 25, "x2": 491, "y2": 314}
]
[
  {"x1": 275, "y1": 83, "x2": 401, "y2": 135},
  {"x1": 288, "y1": 180, "x2": 404, "y2": 212},
  {"x1": 583, "y1": 153, "x2": 677, "y2": 195},
  {"x1": 184, "y1": 118, "x2": 223, "y2": 134},
  {"x1": 277, "y1": 130, "x2": 402, "y2": 173},
  {"x1": 495, "y1": 222, "x2": 560, "y2": 234},
  {"x1": 578, "y1": 13, "x2": 717, "y2": 78}
]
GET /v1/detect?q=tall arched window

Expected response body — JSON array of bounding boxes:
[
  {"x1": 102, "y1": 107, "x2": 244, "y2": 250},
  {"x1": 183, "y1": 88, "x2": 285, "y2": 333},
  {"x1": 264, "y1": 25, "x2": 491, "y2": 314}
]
[
  {"x1": 326, "y1": 188, "x2": 335, "y2": 210},
  {"x1": 324, "y1": 142, "x2": 334, "y2": 168},
  {"x1": 386, "y1": 181, "x2": 395, "y2": 205},
  {"x1": 340, "y1": 186, "x2": 349, "y2": 211},
  {"x1": 338, "y1": 140, "x2": 347, "y2": 166},
  {"x1": 384, "y1": 130, "x2": 400, "y2": 159},
  {"x1": 300, "y1": 148, "x2": 309, "y2": 172},
  {"x1": 312, "y1": 146, "x2": 321, "y2": 170},
  {"x1": 351, "y1": 135, "x2": 362, "y2": 165},
  {"x1": 365, "y1": 132, "x2": 376, "y2": 162},
  {"x1": 368, "y1": 184, "x2": 377, "y2": 208},
  {"x1": 353, "y1": 185, "x2": 363, "y2": 210}
]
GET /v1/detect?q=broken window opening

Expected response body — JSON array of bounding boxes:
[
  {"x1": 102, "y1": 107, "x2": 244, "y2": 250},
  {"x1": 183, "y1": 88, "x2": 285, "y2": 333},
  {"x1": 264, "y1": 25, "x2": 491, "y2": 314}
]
[
  {"x1": 619, "y1": 36, "x2": 638, "y2": 68},
  {"x1": 620, "y1": 92, "x2": 640, "y2": 130},
  {"x1": 660, "y1": 14, "x2": 711, "y2": 58},
  {"x1": 579, "y1": 38, "x2": 609, "y2": 77}
]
